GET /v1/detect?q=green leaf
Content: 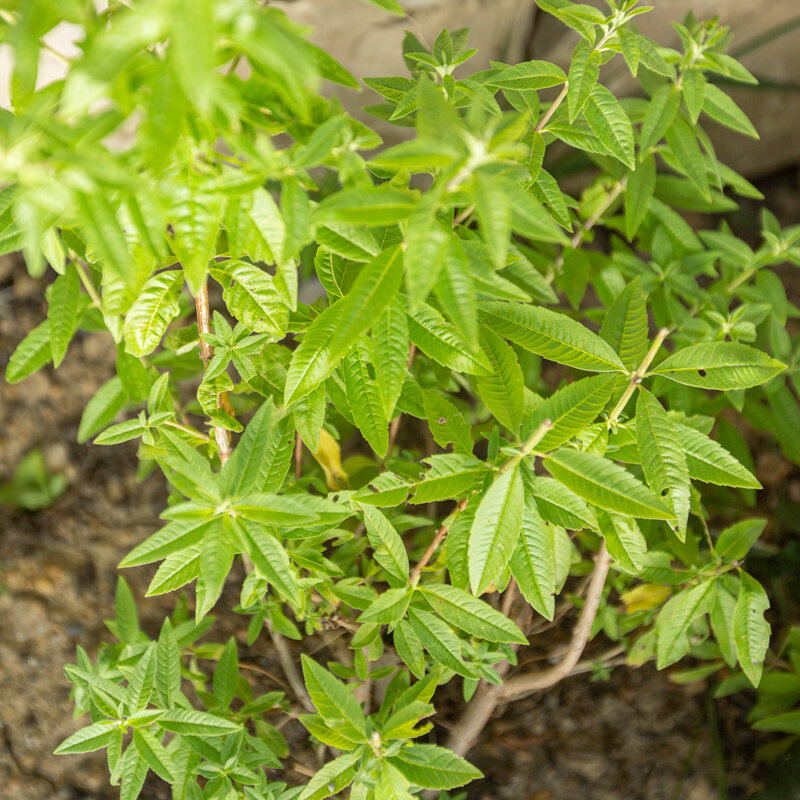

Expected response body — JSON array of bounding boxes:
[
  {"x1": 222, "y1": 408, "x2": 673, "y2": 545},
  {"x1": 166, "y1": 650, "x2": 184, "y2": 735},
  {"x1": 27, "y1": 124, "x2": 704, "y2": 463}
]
[
  {"x1": 361, "y1": 0, "x2": 405, "y2": 16},
  {"x1": 132, "y1": 727, "x2": 174, "y2": 783},
  {"x1": 412, "y1": 453, "x2": 489, "y2": 505},
  {"x1": 752, "y1": 712, "x2": 800, "y2": 735},
  {"x1": 526, "y1": 374, "x2": 616, "y2": 452},
  {"x1": 118, "y1": 742, "x2": 148, "y2": 800},
  {"x1": 545, "y1": 448, "x2": 674, "y2": 520},
  {"x1": 360, "y1": 505, "x2": 409, "y2": 583},
  {"x1": 639, "y1": 84, "x2": 681, "y2": 153},
  {"x1": 488, "y1": 60, "x2": 566, "y2": 92},
  {"x1": 567, "y1": 39, "x2": 599, "y2": 122},
  {"x1": 219, "y1": 260, "x2": 288, "y2": 338},
  {"x1": 407, "y1": 607, "x2": 476, "y2": 678},
  {"x1": 716, "y1": 518, "x2": 766, "y2": 562},
  {"x1": 624, "y1": 152, "x2": 656, "y2": 240},
  {"x1": 155, "y1": 619, "x2": 180, "y2": 709},
  {"x1": 156, "y1": 709, "x2": 240, "y2": 736},
  {"x1": 222, "y1": 400, "x2": 294, "y2": 496},
  {"x1": 655, "y1": 580, "x2": 715, "y2": 668},
  {"x1": 114, "y1": 576, "x2": 139, "y2": 643},
  {"x1": 213, "y1": 637, "x2": 238, "y2": 709},
  {"x1": 300, "y1": 655, "x2": 367, "y2": 741},
  {"x1": 600, "y1": 278, "x2": 648, "y2": 369},
  {"x1": 388, "y1": 744, "x2": 482, "y2": 790},
  {"x1": 233, "y1": 494, "x2": 316, "y2": 526},
  {"x1": 48, "y1": 264, "x2": 81, "y2": 367},
  {"x1": 480, "y1": 300, "x2": 626, "y2": 372},
  {"x1": 636, "y1": 389, "x2": 690, "y2": 538},
  {"x1": 55, "y1": 722, "x2": 117, "y2": 755},
  {"x1": 197, "y1": 519, "x2": 234, "y2": 620},
  {"x1": 665, "y1": 117, "x2": 709, "y2": 200},
  {"x1": 733, "y1": 572, "x2": 770, "y2": 687},
  {"x1": 359, "y1": 587, "x2": 413, "y2": 625},
  {"x1": 468, "y1": 466, "x2": 524, "y2": 594},
  {"x1": 343, "y1": 338, "x2": 389, "y2": 457},
  {"x1": 408, "y1": 302, "x2": 492, "y2": 375},
  {"x1": 503, "y1": 179, "x2": 569, "y2": 244},
  {"x1": 585, "y1": 84, "x2": 634, "y2": 168},
  {"x1": 651, "y1": 342, "x2": 785, "y2": 390},
  {"x1": 674, "y1": 423, "x2": 761, "y2": 489},
  {"x1": 294, "y1": 383, "x2": 326, "y2": 452},
  {"x1": 243, "y1": 522, "x2": 302, "y2": 606},
  {"x1": 710, "y1": 581, "x2": 738, "y2": 668},
  {"x1": 127, "y1": 643, "x2": 156, "y2": 711},
  {"x1": 314, "y1": 187, "x2": 416, "y2": 226},
  {"x1": 404, "y1": 203, "x2": 449, "y2": 309},
  {"x1": 510, "y1": 497, "x2": 557, "y2": 620},
  {"x1": 373, "y1": 296, "x2": 409, "y2": 420},
  {"x1": 529, "y1": 475, "x2": 598, "y2": 530},
  {"x1": 284, "y1": 245, "x2": 404, "y2": 404},
  {"x1": 474, "y1": 172, "x2": 511, "y2": 268},
  {"x1": 6, "y1": 320, "x2": 52, "y2": 383},
  {"x1": 123, "y1": 270, "x2": 183, "y2": 357},
  {"x1": 170, "y1": 186, "x2": 223, "y2": 294},
  {"x1": 702, "y1": 83, "x2": 758, "y2": 139},
  {"x1": 473, "y1": 329, "x2": 525, "y2": 432},
  {"x1": 298, "y1": 751, "x2": 361, "y2": 800},
  {"x1": 597, "y1": 509, "x2": 646, "y2": 574},
  {"x1": 420, "y1": 584, "x2": 527, "y2": 644},
  {"x1": 422, "y1": 391, "x2": 473, "y2": 454},
  {"x1": 390, "y1": 622, "x2": 424, "y2": 681}
]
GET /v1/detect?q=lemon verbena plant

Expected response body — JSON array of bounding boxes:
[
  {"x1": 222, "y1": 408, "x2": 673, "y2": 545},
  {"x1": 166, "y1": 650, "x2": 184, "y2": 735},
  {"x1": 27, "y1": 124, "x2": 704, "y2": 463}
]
[{"x1": 2, "y1": 0, "x2": 797, "y2": 798}]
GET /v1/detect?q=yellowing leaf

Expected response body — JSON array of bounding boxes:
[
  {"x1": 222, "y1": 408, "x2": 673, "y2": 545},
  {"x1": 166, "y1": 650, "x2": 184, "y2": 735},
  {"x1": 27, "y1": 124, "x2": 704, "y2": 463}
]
[
  {"x1": 312, "y1": 429, "x2": 348, "y2": 489},
  {"x1": 620, "y1": 583, "x2": 672, "y2": 613}
]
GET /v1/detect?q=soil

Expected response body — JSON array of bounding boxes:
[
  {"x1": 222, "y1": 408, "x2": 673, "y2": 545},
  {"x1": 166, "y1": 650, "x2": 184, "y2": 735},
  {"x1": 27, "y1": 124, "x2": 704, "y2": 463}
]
[{"x1": 2, "y1": 168, "x2": 800, "y2": 800}]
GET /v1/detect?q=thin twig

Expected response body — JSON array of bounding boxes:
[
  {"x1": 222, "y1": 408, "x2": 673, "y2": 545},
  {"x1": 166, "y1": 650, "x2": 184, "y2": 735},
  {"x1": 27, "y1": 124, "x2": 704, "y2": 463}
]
[
  {"x1": 409, "y1": 497, "x2": 468, "y2": 584},
  {"x1": 606, "y1": 327, "x2": 669, "y2": 426},
  {"x1": 74, "y1": 260, "x2": 102, "y2": 309},
  {"x1": 534, "y1": 82, "x2": 568, "y2": 133},
  {"x1": 268, "y1": 622, "x2": 315, "y2": 713},
  {"x1": 444, "y1": 543, "x2": 612, "y2": 758},
  {"x1": 294, "y1": 432, "x2": 303, "y2": 480},
  {"x1": 499, "y1": 543, "x2": 612, "y2": 699}
]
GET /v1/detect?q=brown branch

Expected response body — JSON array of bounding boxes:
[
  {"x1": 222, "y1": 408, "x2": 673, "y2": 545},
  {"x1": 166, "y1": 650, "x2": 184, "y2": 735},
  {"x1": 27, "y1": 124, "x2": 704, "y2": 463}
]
[
  {"x1": 195, "y1": 279, "x2": 233, "y2": 465},
  {"x1": 444, "y1": 543, "x2": 612, "y2": 758},
  {"x1": 535, "y1": 82, "x2": 568, "y2": 133},
  {"x1": 294, "y1": 432, "x2": 303, "y2": 480},
  {"x1": 499, "y1": 542, "x2": 611, "y2": 699},
  {"x1": 409, "y1": 497, "x2": 468, "y2": 584},
  {"x1": 267, "y1": 622, "x2": 315, "y2": 713}
]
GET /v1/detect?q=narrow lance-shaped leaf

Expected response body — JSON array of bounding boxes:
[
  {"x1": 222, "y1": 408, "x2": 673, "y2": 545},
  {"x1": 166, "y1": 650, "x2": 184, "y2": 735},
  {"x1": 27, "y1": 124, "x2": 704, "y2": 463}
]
[
  {"x1": 651, "y1": 342, "x2": 785, "y2": 390},
  {"x1": 545, "y1": 448, "x2": 675, "y2": 520},
  {"x1": 49, "y1": 264, "x2": 81, "y2": 367},
  {"x1": 284, "y1": 245, "x2": 404, "y2": 404},
  {"x1": 420, "y1": 584, "x2": 527, "y2": 644},
  {"x1": 473, "y1": 329, "x2": 525, "y2": 433},
  {"x1": 733, "y1": 572, "x2": 770, "y2": 687},
  {"x1": 480, "y1": 300, "x2": 626, "y2": 372},
  {"x1": 373, "y1": 296, "x2": 409, "y2": 420},
  {"x1": 343, "y1": 338, "x2": 389, "y2": 457},
  {"x1": 468, "y1": 466, "x2": 524, "y2": 594},
  {"x1": 525, "y1": 374, "x2": 616, "y2": 452},
  {"x1": 123, "y1": 270, "x2": 183, "y2": 357},
  {"x1": 674, "y1": 423, "x2": 761, "y2": 489},
  {"x1": 636, "y1": 388, "x2": 690, "y2": 539},
  {"x1": 510, "y1": 496, "x2": 557, "y2": 620}
]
